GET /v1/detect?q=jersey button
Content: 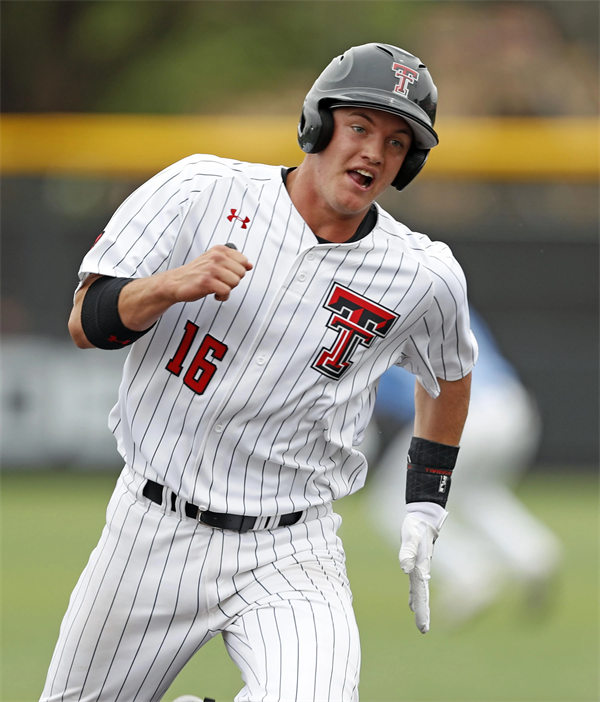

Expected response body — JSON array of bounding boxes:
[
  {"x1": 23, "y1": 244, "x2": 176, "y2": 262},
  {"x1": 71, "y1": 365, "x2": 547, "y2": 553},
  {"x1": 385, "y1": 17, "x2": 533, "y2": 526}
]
[
  {"x1": 297, "y1": 272, "x2": 307, "y2": 282},
  {"x1": 215, "y1": 424, "x2": 223, "y2": 433},
  {"x1": 256, "y1": 355, "x2": 266, "y2": 365}
]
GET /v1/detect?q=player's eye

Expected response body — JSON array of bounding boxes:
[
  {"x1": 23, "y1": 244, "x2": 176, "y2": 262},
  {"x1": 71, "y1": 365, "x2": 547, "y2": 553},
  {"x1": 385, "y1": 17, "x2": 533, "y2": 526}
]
[
  {"x1": 389, "y1": 138, "x2": 410, "y2": 154},
  {"x1": 351, "y1": 125, "x2": 367, "y2": 134}
]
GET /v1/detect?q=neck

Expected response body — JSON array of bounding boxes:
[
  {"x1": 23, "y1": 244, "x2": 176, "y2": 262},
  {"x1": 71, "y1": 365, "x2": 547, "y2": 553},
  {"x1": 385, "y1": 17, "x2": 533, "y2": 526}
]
[{"x1": 285, "y1": 165, "x2": 368, "y2": 243}]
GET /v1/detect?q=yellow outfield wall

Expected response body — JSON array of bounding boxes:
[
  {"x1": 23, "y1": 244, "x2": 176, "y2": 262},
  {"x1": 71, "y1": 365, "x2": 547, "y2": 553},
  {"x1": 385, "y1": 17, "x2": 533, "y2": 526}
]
[{"x1": 0, "y1": 113, "x2": 598, "y2": 180}]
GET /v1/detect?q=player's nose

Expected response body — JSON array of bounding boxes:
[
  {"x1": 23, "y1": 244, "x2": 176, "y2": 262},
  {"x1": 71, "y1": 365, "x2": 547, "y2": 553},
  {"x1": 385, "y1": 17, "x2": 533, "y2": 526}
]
[{"x1": 361, "y1": 135, "x2": 385, "y2": 165}]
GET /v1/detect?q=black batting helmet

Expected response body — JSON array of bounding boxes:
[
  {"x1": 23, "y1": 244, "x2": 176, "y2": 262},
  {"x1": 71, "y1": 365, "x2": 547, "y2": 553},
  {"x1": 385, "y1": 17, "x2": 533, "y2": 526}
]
[{"x1": 297, "y1": 43, "x2": 439, "y2": 190}]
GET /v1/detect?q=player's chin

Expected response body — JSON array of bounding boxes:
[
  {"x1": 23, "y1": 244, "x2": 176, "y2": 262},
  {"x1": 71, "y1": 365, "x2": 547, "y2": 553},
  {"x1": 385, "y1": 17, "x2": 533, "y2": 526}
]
[{"x1": 336, "y1": 189, "x2": 376, "y2": 216}]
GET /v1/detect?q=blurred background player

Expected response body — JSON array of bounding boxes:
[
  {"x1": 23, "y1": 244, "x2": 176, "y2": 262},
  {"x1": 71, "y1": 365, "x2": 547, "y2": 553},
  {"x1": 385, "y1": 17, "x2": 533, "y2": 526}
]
[{"x1": 365, "y1": 309, "x2": 562, "y2": 625}]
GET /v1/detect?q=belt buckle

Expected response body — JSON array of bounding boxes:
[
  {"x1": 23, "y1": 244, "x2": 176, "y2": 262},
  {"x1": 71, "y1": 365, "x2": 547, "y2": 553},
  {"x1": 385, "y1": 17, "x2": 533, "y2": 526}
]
[{"x1": 252, "y1": 515, "x2": 274, "y2": 531}]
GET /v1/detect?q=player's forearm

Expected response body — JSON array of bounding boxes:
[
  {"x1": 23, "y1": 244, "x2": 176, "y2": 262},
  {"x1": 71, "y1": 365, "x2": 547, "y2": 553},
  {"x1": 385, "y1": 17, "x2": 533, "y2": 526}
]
[
  {"x1": 119, "y1": 244, "x2": 254, "y2": 332},
  {"x1": 413, "y1": 374, "x2": 471, "y2": 446},
  {"x1": 401, "y1": 374, "x2": 471, "y2": 634},
  {"x1": 116, "y1": 272, "x2": 177, "y2": 331}
]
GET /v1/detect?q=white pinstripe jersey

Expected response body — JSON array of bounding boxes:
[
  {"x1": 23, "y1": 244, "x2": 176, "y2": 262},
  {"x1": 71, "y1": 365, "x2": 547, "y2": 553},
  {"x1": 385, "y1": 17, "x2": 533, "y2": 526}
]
[{"x1": 78, "y1": 155, "x2": 478, "y2": 517}]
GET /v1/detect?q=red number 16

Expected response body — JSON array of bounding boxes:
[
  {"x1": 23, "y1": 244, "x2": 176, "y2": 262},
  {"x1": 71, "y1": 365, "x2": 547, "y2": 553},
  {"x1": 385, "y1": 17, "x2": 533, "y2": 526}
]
[{"x1": 166, "y1": 321, "x2": 228, "y2": 395}]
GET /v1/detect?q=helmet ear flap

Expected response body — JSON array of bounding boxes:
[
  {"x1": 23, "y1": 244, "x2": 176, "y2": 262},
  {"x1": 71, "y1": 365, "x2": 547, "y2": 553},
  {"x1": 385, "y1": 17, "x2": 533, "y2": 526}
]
[
  {"x1": 298, "y1": 105, "x2": 335, "y2": 154},
  {"x1": 393, "y1": 149, "x2": 429, "y2": 190},
  {"x1": 310, "y1": 106, "x2": 334, "y2": 153}
]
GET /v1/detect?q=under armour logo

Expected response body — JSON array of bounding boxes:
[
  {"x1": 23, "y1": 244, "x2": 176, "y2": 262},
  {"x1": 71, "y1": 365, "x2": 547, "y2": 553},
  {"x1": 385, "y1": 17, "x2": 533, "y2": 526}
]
[
  {"x1": 108, "y1": 335, "x2": 132, "y2": 346},
  {"x1": 391, "y1": 62, "x2": 419, "y2": 97},
  {"x1": 227, "y1": 209, "x2": 250, "y2": 229}
]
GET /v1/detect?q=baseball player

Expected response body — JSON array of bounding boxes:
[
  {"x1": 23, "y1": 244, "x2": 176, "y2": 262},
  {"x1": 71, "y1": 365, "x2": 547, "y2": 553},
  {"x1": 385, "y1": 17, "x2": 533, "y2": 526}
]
[{"x1": 41, "y1": 43, "x2": 477, "y2": 702}]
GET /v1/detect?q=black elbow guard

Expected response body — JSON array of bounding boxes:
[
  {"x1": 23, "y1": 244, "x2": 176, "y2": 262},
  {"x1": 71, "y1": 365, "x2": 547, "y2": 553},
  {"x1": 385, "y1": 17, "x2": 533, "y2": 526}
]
[{"x1": 80, "y1": 276, "x2": 154, "y2": 350}]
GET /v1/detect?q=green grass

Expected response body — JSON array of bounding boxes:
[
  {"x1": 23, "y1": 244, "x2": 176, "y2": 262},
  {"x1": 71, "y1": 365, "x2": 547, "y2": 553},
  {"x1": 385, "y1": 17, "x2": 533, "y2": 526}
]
[{"x1": 1, "y1": 470, "x2": 598, "y2": 702}]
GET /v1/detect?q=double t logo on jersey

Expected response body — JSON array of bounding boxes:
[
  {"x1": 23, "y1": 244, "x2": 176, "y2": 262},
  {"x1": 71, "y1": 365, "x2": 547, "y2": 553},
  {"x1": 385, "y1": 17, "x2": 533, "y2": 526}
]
[{"x1": 312, "y1": 283, "x2": 399, "y2": 380}]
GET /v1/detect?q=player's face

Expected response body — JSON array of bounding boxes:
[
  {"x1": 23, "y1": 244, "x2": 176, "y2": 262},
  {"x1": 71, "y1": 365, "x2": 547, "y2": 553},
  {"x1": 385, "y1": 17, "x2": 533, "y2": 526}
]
[{"x1": 316, "y1": 107, "x2": 413, "y2": 216}]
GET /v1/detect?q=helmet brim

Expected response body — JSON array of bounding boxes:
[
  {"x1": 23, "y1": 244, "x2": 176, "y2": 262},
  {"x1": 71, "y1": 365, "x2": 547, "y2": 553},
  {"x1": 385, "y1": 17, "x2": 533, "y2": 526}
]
[{"x1": 329, "y1": 101, "x2": 438, "y2": 149}]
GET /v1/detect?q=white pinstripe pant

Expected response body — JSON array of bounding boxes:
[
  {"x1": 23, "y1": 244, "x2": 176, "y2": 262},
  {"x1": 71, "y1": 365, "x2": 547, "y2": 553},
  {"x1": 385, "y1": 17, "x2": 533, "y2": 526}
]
[{"x1": 40, "y1": 467, "x2": 360, "y2": 702}]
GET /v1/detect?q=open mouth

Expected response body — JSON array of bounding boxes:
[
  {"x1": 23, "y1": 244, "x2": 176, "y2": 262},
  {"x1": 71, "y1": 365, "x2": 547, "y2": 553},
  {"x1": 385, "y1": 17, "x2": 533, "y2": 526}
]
[{"x1": 348, "y1": 169, "x2": 374, "y2": 189}]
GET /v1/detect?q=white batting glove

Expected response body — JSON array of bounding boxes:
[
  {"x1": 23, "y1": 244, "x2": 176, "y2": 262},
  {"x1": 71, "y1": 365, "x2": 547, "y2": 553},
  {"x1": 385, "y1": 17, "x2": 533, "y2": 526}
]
[{"x1": 399, "y1": 502, "x2": 448, "y2": 634}]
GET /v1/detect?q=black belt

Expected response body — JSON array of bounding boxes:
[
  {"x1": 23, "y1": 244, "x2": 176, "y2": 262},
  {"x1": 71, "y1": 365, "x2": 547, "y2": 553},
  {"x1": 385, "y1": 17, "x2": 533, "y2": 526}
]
[{"x1": 142, "y1": 479, "x2": 303, "y2": 533}]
